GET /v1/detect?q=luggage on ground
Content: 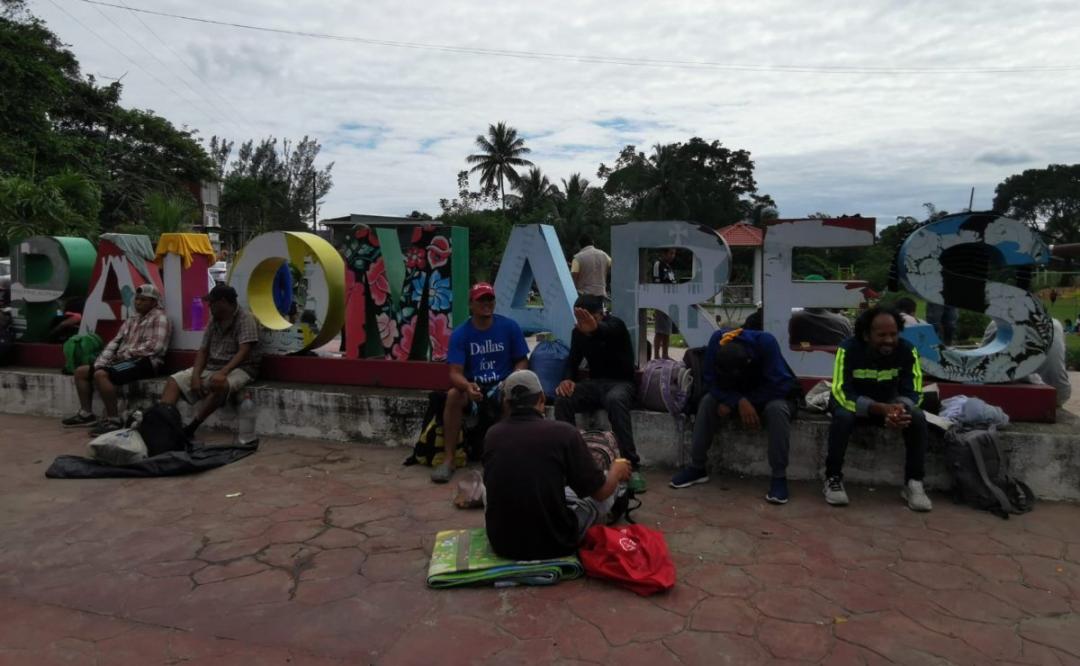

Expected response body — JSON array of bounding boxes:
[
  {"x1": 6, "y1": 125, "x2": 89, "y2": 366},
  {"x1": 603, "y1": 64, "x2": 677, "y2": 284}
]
[
  {"x1": 637, "y1": 358, "x2": 691, "y2": 416},
  {"x1": 578, "y1": 523, "x2": 676, "y2": 596},
  {"x1": 944, "y1": 426, "x2": 1035, "y2": 519},
  {"x1": 136, "y1": 403, "x2": 191, "y2": 457}
]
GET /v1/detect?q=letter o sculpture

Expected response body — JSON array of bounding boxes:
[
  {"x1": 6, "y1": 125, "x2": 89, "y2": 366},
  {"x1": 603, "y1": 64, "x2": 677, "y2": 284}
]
[{"x1": 229, "y1": 232, "x2": 345, "y2": 354}]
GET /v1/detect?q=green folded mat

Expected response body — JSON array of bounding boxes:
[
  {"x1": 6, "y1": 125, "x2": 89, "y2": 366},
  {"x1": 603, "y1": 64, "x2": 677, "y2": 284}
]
[{"x1": 427, "y1": 528, "x2": 584, "y2": 588}]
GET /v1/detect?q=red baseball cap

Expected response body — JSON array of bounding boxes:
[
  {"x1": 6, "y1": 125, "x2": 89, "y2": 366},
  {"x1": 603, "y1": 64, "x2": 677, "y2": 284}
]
[{"x1": 469, "y1": 282, "x2": 495, "y2": 301}]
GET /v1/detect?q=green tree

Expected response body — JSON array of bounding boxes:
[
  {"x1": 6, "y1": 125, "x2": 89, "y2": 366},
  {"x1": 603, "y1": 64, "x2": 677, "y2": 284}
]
[
  {"x1": 510, "y1": 166, "x2": 559, "y2": 222},
  {"x1": 993, "y1": 164, "x2": 1080, "y2": 244},
  {"x1": 0, "y1": 170, "x2": 101, "y2": 244},
  {"x1": 553, "y1": 173, "x2": 607, "y2": 256},
  {"x1": 114, "y1": 190, "x2": 199, "y2": 243},
  {"x1": 466, "y1": 122, "x2": 534, "y2": 210}
]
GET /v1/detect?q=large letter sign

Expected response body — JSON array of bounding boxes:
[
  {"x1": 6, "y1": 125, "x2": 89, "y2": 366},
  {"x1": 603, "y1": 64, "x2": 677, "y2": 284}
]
[
  {"x1": 897, "y1": 212, "x2": 1052, "y2": 383},
  {"x1": 493, "y1": 224, "x2": 577, "y2": 344},
  {"x1": 156, "y1": 233, "x2": 216, "y2": 350},
  {"x1": 230, "y1": 231, "x2": 346, "y2": 355},
  {"x1": 80, "y1": 233, "x2": 163, "y2": 341},
  {"x1": 10, "y1": 236, "x2": 96, "y2": 341},
  {"x1": 611, "y1": 221, "x2": 732, "y2": 360},
  {"x1": 762, "y1": 217, "x2": 875, "y2": 376}
]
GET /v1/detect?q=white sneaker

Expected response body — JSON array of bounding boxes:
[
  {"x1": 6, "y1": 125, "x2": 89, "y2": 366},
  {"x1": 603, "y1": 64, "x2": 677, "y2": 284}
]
[
  {"x1": 902, "y1": 479, "x2": 933, "y2": 512},
  {"x1": 823, "y1": 476, "x2": 849, "y2": 506}
]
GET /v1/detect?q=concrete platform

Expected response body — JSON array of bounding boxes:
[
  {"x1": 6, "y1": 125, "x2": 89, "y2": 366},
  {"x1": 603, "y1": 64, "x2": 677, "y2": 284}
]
[
  {"x1": 1, "y1": 413, "x2": 1079, "y2": 665},
  {"x1": 3, "y1": 367, "x2": 1080, "y2": 501}
]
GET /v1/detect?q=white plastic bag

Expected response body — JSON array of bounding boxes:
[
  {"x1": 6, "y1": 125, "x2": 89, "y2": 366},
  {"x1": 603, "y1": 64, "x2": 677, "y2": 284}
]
[{"x1": 88, "y1": 427, "x2": 148, "y2": 465}]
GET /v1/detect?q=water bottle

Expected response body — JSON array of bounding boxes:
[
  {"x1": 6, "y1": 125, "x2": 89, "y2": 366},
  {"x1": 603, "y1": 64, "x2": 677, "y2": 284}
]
[
  {"x1": 191, "y1": 297, "x2": 206, "y2": 331},
  {"x1": 235, "y1": 391, "x2": 257, "y2": 445}
]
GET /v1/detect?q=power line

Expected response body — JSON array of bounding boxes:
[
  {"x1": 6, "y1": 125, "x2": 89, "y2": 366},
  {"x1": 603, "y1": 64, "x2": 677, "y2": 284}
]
[
  {"x1": 114, "y1": 0, "x2": 251, "y2": 130},
  {"x1": 78, "y1": 0, "x2": 1080, "y2": 75}
]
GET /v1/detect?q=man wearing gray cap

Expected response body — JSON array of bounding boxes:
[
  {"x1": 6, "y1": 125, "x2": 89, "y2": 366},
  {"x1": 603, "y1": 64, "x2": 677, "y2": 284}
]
[
  {"x1": 483, "y1": 369, "x2": 632, "y2": 560},
  {"x1": 62, "y1": 283, "x2": 172, "y2": 436}
]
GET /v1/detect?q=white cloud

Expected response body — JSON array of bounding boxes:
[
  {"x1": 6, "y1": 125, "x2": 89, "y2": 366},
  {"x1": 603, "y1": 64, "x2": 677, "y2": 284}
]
[{"x1": 29, "y1": 0, "x2": 1080, "y2": 226}]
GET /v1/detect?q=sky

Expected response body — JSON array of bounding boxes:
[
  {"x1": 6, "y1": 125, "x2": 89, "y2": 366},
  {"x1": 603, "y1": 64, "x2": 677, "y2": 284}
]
[{"x1": 27, "y1": 0, "x2": 1080, "y2": 230}]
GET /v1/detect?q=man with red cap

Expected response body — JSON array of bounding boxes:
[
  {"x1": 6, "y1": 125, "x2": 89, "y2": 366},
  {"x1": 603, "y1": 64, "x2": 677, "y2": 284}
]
[{"x1": 432, "y1": 282, "x2": 529, "y2": 483}]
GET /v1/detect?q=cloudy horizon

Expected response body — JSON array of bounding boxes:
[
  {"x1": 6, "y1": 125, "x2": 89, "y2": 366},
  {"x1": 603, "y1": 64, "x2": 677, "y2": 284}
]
[{"x1": 27, "y1": 0, "x2": 1080, "y2": 230}]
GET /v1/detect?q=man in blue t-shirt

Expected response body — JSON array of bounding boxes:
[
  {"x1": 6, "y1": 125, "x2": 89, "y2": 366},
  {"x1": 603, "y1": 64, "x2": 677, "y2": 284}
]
[{"x1": 432, "y1": 282, "x2": 529, "y2": 483}]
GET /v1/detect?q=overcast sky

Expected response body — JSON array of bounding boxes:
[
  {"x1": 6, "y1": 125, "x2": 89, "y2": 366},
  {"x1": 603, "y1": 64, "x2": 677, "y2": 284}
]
[{"x1": 29, "y1": 0, "x2": 1080, "y2": 229}]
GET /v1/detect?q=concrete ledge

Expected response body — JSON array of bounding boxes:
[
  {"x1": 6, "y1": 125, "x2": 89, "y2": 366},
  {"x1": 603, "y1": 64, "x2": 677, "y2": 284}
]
[{"x1": 3, "y1": 367, "x2": 1078, "y2": 500}]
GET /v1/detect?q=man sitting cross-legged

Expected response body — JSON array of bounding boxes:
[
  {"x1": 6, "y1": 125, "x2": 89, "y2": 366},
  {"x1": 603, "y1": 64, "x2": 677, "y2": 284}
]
[
  {"x1": 431, "y1": 282, "x2": 529, "y2": 484},
  {"x1": 554, "y1": 294, "x2": 644, "y2": 492},
  {"x1": 669, "y1": 327, "x2": 800, "y2": 504},
  {"x1": 484, "y1": 370, "x2": 632, "y2": 560},
  {"x1": 62, "y1": 284, "x2": 172, "y2": 436},
  {"x1": 160, "y1": 284, "x2": 261, "y2": 439},
  {"x1": 825, "y1": 305, "x2": 931, "y2": 512}
]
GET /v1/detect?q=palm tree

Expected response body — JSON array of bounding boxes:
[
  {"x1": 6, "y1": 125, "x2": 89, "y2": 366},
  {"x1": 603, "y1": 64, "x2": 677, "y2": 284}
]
[
  {"x1": 466, "y1": 122, "x2": 533, "y2": 210},
  {"x1": 513, "y1": 167, "x2": 559, "y2": 217},
  {"x1": 639, "y1": 143, "x2": 689, "y2": 220},
  {"x1": 555, "y1": 173, "x2": 592, "y2": 247}
]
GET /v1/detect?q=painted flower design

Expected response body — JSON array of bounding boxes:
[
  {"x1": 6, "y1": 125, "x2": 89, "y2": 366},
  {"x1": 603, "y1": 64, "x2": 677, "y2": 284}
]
[
  {"x1": 392, "y1": 318, "x2": 417, "y2": 360},
  {"x1": 419, "y1": 270, "x2": 452, "y2": 312},
  {"x1": 376, "y1": 313, "x2": 398, "y2": 348},
  {"x1": 426, "y1": 236, "x2": 451, "y2": 269},
  {"x1": 429, "y1": 313, "x2": 451, "y2": 361},
  {"x1": 405, "y1": 246, "x2": 427, "y2": 270},
  {"x1": 366, "y1": 257, "x2": 390, "y2": 306},
  {"x1": 353, "y1": 226, "x2": 380, "y2": 247}
]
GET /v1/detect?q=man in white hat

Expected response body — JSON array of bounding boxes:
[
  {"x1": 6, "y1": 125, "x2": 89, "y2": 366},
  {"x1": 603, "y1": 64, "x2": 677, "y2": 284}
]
[{"x1": 62, "y1": 283, "x2": 172, "y2": 436}]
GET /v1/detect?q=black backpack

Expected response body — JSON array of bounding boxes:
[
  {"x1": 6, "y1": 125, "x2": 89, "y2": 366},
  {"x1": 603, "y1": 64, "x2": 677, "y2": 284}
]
[
  {"x1": 136, "y1": 404, "x2": 192, "y2": 457},
  {"x1": 944, "y1": 426, "x2": 1035, "y2": 519},
  {"x1": 681, "y1": 346, "x2": 708, "y2": 416}
]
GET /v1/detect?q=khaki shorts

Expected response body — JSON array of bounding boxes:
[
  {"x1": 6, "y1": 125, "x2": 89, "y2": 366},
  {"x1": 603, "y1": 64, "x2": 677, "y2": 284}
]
[{"x1": 171, "y1": 368, "x2": 253, "y2": 403}]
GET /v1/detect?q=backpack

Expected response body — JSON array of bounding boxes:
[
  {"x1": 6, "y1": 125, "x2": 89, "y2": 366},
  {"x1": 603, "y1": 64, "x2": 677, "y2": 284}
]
[
  {"x1": 529, "y1": 336, "x2": 570, "y2": 399},
  {"x1": 136, "y1": 404, "x2": 191, "y2": 457},
  {"x1": 944, "y1": 426, "x2": 1035, "y2": 519},
  {"x1": 62, "y1": 333, "x2": 103, "y2": 374},
  {"x1": 403, "y1": 391, "x2": 467, "y2": 468},
  {"x1": 637, "y1": 358, "x2": 691, "y2": 416},
  {"x1": 681, "y1": 346, "x2": 707, "y2": 415},
  {"x1": 579, "y1": 429, "x2": 640, "y2": 524}
]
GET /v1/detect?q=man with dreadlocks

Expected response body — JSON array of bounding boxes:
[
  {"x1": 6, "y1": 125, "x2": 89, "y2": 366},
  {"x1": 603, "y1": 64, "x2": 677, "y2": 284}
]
[{"x1": 669, "y1": 327, "x2": 800, "y2": 504}]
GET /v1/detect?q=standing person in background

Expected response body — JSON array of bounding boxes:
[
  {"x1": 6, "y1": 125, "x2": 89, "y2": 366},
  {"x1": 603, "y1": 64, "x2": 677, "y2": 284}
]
[
  {"x1": 571, "y1": 235, "x2": 611, "y2": 298},
  {"x1": 651, "y1": 248, "x2": 678, "y2": 360}
]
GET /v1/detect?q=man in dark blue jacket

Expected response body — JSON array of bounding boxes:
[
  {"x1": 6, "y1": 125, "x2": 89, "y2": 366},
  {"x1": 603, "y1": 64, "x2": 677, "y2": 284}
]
[
  {"x1": 825, "y1": 306, "x2": 931, "y2": 512},
  {"x1": 669, "y1": 327, "x2": 799, "y2": 504}
]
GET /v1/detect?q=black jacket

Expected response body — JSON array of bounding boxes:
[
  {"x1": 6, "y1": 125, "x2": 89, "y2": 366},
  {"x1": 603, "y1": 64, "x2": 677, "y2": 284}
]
[{"x1": 831, "y1": 336, "x2": 923, "y2": 416}]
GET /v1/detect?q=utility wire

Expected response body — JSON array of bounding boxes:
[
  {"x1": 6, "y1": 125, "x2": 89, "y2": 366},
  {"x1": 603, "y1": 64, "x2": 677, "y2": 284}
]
[
  {"x1": 114, "y1": 0, "x2": 252, "y2": 130},
  {"x1": 47, "y1": 0, "x2": 225, "y2": 128},
  {"x1": 78, "y1": 0, "x2": 1080, "y2": 75},
  {"x1": 86, "y1": 1, "x2": 246, "y2": 136}
]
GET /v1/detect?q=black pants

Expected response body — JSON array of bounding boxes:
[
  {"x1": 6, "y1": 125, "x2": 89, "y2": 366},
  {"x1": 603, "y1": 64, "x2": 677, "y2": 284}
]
[
  {"x1": 554, "y1": 380, "x2": 638, "y2": 467},
  {"x1": 825, "y1": 403, "x2": 927, "y2": 482}
]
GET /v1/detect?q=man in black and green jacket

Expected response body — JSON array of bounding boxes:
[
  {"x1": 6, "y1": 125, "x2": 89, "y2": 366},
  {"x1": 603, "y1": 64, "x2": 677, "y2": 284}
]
[{"x1": 825, "y1": 306, "x2": 932, "y2": 512}]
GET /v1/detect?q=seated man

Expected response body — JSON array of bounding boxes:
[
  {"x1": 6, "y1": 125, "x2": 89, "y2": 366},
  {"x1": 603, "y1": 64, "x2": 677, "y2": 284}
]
[
  {"x1": 789, "y1": 307, "x2": 853, "y2": 347},
  {"x1": 484, "y1": 370, "x2": 632, "y2": 560},
  {"x1": 160, "y1": 284, "x2": 261, "y2": 438},
  {"x1": 554, "y1": 294, "x2": 644, "y2": 492},
  {"x1": 669, "y1": 327, "x2": 800, "y2": 504},
  {"x1": 432, "y1": 282, "x2": 529, "y2": 483},
  {"x1": 983, "y1": 318, "x2": 1071, "y2": 406},
  {"x1": 825, "y1": 306, "x2": 931, "y2": 512},
  {"x1": 62, "y1": 285, "x2": 171, "y2": 435}
]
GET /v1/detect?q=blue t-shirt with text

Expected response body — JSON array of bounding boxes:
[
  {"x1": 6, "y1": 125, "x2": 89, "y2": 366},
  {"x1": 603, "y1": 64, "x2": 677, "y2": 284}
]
[{"x1": 447, "y1": 314, "x2": 529, "y2": 386}]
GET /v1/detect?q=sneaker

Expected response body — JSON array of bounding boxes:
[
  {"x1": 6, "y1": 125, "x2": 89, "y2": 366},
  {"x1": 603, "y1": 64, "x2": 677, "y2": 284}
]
[
  {"x1": 629, "y1": 471, "x2": 647, "y2": 494},
  {"x1": 766, "y1": 477, "x2": 789, "y2": 505},
  {"x1": 824, "y1": 476, "x2": 849, "y2": 506},
  {"x1": 89, "y1": 418, "x2": 122, "y2": 437},
  {"x1": 430, "y1": 461, "x2": 455, "y2": 484},
  {"x1": 901, "y1": 479, "x2": 933, "y2": 512},
  {"x1": 669, "y1": 467, "x2": 709, "y2": 489},
  {"x1": 62, "y1": 411, "x2": 97, "y2": 427}
]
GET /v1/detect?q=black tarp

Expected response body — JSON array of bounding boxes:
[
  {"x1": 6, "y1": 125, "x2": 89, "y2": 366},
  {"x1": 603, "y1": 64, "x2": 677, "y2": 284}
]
[{"x1": 46, "y1": 440, "x2": 258, "y2": 479}]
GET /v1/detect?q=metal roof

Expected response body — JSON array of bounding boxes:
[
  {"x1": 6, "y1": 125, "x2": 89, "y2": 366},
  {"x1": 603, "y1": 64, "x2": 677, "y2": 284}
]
[{"x1": 320, "y1": 214, "x2": 442, "y2": 227}]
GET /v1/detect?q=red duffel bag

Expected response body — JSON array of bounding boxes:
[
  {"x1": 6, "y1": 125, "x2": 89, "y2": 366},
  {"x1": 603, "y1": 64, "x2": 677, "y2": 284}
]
[{"x1": 578, "y1": 524, "x2": 676, "y2": 596}]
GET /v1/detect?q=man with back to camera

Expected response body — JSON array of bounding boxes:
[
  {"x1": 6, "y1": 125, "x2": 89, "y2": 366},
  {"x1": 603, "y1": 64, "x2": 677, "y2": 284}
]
[
  {"x1": 483, "y1": 369, "x2": 632, "y2": 560},
  {"x1": 669, "y1": 327, "x2": 800, "y2": 504},
  {"x1": 62, "y1": 284, "x2": 172, "y2": 436},
  {"x1": 159, "y1": 284, "x2": 261, "y2": 439},
  {"x1": 651, "y1": 247, "x2": 678, "y2": 360},
  {"x1": 825, "y1": 305, "x2": 932, "y2": 512},
  {"x1": 432, "y1": 282, "x2": 529, "y2": 484},
  {"x1": 554, "y1": 294, "x2": 645, "y2": 492},
  {"x1": 571, "y1": 235, "x2": 611, "y2": 298}
]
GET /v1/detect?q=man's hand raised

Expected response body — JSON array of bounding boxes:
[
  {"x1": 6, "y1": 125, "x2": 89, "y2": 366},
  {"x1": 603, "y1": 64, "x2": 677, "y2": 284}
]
[{"x1": 573, "y1": 307, "x2": 599, "y2": 335}]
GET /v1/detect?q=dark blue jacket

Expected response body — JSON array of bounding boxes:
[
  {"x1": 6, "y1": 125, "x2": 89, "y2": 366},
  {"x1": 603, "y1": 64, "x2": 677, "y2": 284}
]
[{"x1": 704, "y1": 328, "x2": 797, "y2": 409}]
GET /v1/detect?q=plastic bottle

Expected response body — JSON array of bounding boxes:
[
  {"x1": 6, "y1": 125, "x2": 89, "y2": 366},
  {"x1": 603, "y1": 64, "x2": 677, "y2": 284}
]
[
  {"x1": 190, "y1": 297, "x2": 206, "y2": 331},
  {"x1": 235, "y1": 391, "x2": 257, "y2": 445}
]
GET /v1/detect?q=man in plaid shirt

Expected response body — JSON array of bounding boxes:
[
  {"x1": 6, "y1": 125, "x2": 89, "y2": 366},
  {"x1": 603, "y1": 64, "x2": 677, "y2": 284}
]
[{"x1": 62, "y1": 284, "x2": 172, "y2": 435}]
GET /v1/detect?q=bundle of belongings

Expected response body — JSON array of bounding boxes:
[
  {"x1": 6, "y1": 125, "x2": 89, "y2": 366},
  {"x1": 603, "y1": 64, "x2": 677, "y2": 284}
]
[
  {"x1": 47, "y1": 404, "x2": 258, "y2": 479},
  {"x1": 427, "y1": 528, "x2": 584, "y2": 588}
]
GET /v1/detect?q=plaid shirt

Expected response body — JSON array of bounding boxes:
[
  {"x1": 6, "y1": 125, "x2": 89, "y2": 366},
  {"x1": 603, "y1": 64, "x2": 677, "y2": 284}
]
[
  {"x1": 202, "y1": 306, "x2": 261, "y2": 377},
  {"x1": 95, "y1": 307, "x2": 172, "y2": 369}
]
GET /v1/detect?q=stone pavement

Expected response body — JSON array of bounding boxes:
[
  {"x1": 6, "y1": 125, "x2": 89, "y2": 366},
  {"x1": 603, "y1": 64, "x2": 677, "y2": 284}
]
[{"x1": 1, "y1": 413, "x2": 1079, "y2": 665}]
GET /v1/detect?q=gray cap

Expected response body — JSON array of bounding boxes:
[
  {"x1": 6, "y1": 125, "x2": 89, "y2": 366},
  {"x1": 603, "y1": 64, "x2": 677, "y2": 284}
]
[
  {"x1": 135, "y1": 284, "x2": 161, "y2": 301},
  {"x1": 502, "y1": 369, "x2": 543, "y2": 401}
]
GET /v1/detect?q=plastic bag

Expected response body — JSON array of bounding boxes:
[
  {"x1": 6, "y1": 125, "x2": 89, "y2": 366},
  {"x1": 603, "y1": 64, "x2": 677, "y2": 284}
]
[
  {"x1": 88, "y1": 426, "x2": 148, "y2": 466},
  {"x1": 578, "y1": 524, "x2": 676, "y2": 596}
]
